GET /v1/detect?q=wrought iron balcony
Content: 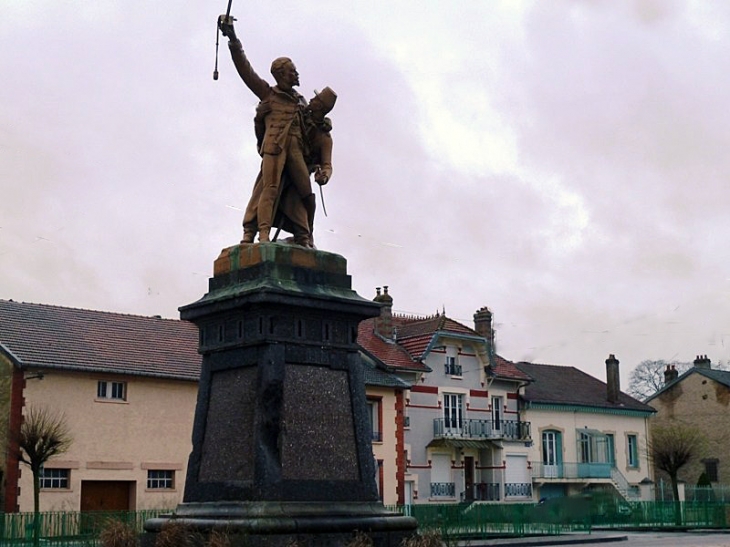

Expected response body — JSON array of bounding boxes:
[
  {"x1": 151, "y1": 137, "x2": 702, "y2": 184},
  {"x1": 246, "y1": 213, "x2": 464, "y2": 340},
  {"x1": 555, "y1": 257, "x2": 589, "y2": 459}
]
[
  {"x1": 504, "y1": 482, "x2": 532, "y2": 498},
  {"x1": 464, "y1": 482, "x2": 501, "y2": 501},
  {"x1": 433, "y1": 418, "x2": 531, "y2": 441},
  {"x1": 531, "y1": 461, "x2": 612, "y2": 480},
  {"x1": 430, "y1": 482, "x2": 456, "y2": 498}
]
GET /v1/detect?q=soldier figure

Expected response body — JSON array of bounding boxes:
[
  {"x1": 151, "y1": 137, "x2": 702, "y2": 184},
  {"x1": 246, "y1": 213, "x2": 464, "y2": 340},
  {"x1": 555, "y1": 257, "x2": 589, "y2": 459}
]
[{"x1": 219, "y1": 18, "x2": 334, "y2": 247}]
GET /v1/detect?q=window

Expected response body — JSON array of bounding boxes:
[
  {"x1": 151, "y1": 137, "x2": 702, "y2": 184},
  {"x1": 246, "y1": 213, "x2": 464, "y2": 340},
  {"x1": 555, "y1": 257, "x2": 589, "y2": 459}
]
[
  {"x1": 578, "y1": 432, "x2": 592, "y2": 462},
  {"x1": 445, "y1": 356, "x2": 462, "y2": 376},
  {"x1": 40, "y1": 468, "x2": 69, "y2": 489},
  {"x1": 627, "y1": 434, "x2": 639, "y2": 468},
  {"x1": 147, "y1": 470, "x2": 174, "y2": 489},
  {"x1": 703, "y1": 459, "x2": 719, "y2": 482},
  {"x1": 606, "y1": 434, "x2": 616, "y2": 466},
  {"x1": 97, "y1": 380, "x2": 127, "y2": 401},
  {"x1": 367, "y1": 398, "x2": 382, "y2": 442},
  {"x1": 443, "y1": 393, "x2": 464, "y2": 433},
  {"x1": 491, "y1": 396, "x2": 503, "y2": 431}
]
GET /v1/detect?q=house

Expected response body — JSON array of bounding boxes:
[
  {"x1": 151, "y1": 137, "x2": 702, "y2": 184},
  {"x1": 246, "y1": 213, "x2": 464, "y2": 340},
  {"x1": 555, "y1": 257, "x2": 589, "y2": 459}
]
[
  {"x1": 358, "y1": 288, "x2": 535, "y2": 504},
  {"x1": 0, "y1": 299, "x2": 201, "y2": 513},
  {"x1": 0, "y1": 299, "x2": 409, "y2": 512},
  {"x1": 516, "y1": 356, "x2": 656, "y2": 501},
  {"x1": 361, "y1": 354, "x2": 411, "y2": 505},
  {"x1": 645, "y1": 355, "x2": 730, "y2": 487}
]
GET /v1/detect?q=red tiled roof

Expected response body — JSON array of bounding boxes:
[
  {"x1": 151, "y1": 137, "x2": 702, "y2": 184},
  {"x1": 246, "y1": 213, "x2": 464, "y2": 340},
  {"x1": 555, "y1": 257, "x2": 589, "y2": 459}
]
[
  {"x1": 0, "y1": 300, "x2": 201, "y2": 381},
  {"x1": 357, "y1": 318, "x2": 429, "y2": 372},
  {"x1": 492, "y1": 355, "x2": 532, "y2": 381},
  {"x1": 358, "y1": 313, "x2": 529, "y2": 384},
  {"x1": 394, "y1": 314, "x2": 478, "y2": 340}
]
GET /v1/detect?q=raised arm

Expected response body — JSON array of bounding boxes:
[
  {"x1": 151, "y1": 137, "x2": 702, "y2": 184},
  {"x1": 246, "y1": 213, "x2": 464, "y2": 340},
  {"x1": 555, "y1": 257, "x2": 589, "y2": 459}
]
[{"x1": 219, "y1": 17, "x2": 271, "y2": 101}]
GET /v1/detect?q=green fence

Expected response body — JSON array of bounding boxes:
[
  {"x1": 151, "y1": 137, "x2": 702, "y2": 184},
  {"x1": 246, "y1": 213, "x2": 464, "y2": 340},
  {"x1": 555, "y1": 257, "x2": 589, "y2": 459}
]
[
  {"x1": 2, "y1": 501, "x2": 730, "y2": 546},
  {"x1": 590, "y1": 500, "x2": 729, "y2": 528},
  {"x1": 388, "y1": 502, "x2": 591, "y2": 539},
  {"x1": 388, "y1": 499, "x2": 730, "y2": 539},
  {"x1": 0, "y1": 509, "x2": 167, "y2": 546}
]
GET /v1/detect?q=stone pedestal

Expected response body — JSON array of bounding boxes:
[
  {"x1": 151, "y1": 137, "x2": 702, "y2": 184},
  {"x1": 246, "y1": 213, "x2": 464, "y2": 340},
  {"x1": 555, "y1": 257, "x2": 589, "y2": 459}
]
[{"x1": 144, "y1": 243, "x2": 417, "y2": 546}]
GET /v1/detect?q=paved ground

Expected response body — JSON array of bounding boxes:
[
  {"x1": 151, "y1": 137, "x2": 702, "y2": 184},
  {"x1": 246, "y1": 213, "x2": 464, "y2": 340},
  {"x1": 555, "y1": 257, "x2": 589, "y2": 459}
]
[{"x1": 459, "y1": 530, "x2": 730, "y2": 547}]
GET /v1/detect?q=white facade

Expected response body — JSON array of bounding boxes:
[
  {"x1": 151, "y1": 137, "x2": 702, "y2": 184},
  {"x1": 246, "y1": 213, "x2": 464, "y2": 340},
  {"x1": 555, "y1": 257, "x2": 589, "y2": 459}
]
[{"x1": 403, "y1": 335, "x2": 532, "y2": 504}]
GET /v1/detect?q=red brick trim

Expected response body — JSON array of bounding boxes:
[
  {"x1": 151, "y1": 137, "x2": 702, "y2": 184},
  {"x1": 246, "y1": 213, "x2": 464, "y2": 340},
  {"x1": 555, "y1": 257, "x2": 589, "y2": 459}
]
[
  {"x1": 395, "y1": 390, "x2": 406, "y2": 505},
  {"x1": 5, "y1": 367, "x2": 25, "y2": 512},
  {"x1": 410, "y1": 385, "x2": 438, "y2": 394}
]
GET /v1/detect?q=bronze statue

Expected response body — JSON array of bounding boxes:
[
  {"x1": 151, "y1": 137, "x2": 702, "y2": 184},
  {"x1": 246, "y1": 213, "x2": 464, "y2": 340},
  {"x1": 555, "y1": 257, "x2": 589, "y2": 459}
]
[
  {"x1": 219, "y1": 17, "x2": 336, "y2": 248},
  {"x1": 242, "y1": 88, "x2": 336, "y2": 248}
]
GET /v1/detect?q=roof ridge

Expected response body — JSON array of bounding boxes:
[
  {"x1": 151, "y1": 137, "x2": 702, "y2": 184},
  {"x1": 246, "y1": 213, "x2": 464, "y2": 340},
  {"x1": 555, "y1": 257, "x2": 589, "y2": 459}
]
[{"x1": 0, "y1": 299, "x2": 176, "y2": 322}]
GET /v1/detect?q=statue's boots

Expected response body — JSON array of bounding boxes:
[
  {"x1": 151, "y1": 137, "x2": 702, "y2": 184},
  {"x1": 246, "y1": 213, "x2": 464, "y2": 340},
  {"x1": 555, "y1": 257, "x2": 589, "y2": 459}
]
[
  {"x1": 303, "y1": 193, "x2": 317, "y2": 248},
  {"x1": 241, "y1": 223, "x2": 257, "y2": 244}
]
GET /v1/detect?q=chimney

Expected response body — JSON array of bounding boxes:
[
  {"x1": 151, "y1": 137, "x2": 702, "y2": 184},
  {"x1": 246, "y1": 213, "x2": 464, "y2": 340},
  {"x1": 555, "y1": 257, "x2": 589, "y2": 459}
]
[
  {"x1": 606, "y1": 354, "x2": 620, "y2": 404},
  {"x1": 670, "y1": 365, "x2": 679, "y2": 382},
  {"x1": 693, "y1": 354, "x2": 711, "y2": 370},
  {"x1": 473, "y1": 307, "x2": 495, "y2": 363},
  {"x1": 373, "y1": 286, "x2": 394, "y2": 340},
  {"x1": 664, "y1": 364, "x2": 673, "y2": 385}
]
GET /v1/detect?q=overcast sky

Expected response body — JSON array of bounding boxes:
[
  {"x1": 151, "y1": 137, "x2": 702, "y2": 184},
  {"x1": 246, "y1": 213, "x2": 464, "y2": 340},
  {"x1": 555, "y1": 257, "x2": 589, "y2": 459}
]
[{"x1": 2, "y1": 0, "x2": 729, "y2": 386}]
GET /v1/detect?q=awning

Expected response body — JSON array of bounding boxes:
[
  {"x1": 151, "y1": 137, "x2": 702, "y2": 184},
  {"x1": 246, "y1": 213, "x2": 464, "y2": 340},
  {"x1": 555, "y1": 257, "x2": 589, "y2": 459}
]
[
  {"x1": 577, "y1": 428, "x2": 608, "y2": 438},
  {"x1": 427, "y1": 438, "x2": 500, "y2": 450}
]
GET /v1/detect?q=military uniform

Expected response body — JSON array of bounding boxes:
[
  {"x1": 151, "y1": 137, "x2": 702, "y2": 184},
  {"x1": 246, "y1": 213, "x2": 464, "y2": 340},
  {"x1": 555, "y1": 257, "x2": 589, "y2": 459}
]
[{"x1": 228, "y1": 38, "x2": 311, "y2": 242}]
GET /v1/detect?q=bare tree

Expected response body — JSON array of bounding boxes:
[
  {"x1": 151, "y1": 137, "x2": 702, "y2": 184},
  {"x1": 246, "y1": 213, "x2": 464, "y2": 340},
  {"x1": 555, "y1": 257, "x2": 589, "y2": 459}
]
[
  {"x1": 627, "y1": 360, "x2": 691, "y2": 400},
  {"x1": 17, "y1": 406, "x2": 72, "y2": 545},
  {"x1": 648, "y1": 420, "x2": 707, "y2": 524}
]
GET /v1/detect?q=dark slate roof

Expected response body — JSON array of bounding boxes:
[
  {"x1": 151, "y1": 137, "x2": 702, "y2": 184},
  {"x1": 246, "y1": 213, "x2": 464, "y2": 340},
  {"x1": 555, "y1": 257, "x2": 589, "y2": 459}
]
[
  {"x1": 692, "y1": 368, "x2": 730, "y2": 388},
  {"x1": 515, "y1": 361, "x2": 654, "y2": 413},
  {"x1": 0, "y1": 299, "x2": 201, "y2": 381},
  {"x1": 646, "y1": 367, "x2": 730, "y2": 401},
  {"x1": 360, "y1": 352, "x2": 411, "y2": 389}
]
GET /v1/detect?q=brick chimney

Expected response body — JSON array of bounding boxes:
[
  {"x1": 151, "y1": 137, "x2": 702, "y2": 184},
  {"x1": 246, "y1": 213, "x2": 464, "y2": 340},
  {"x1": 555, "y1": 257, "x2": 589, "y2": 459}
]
[
  {"x1": 473, "y1": 307, "x2": 495, "y2": 361},
  {"x1": 606, "y1": 354, "x2": 620, "y2": 403},
  {"x1": 664, "y1": 364, "x2": 679, "y2": 385},
  {"x1": 693, "y1": 354, "x2": 711, "y2": 370},
  {"x1": 373, "y1": 286, "x2": 394, "y2": 340}
]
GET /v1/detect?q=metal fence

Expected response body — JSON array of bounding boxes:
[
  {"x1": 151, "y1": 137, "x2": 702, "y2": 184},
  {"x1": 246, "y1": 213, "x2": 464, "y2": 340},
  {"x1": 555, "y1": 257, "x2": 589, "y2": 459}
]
[
  {"x1": 3, "y1": 501, "x2": 730, "y2": 546},
  {"x1": 388, "y1": 499, "x2": 730, "y2": 538},
  {"x1": 0, "y1": 509, "x2": 167, "y2": 546},
  {"x1": 387, "y1": 502, "x2": 591, "y2": 538}
]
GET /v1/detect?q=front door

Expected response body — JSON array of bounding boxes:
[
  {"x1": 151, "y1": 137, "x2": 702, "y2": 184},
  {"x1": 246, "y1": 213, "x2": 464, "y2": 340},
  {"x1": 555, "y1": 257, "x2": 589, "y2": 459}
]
[
  {"x1": 80, "y1": 481, "x2": 132, "y2": 512},
  {"x1": 464, "y1": 456, "x2": 474, "y2": 501},
  {"x1": 80, "y1": 481, "x2": 133, "y2": 534}
]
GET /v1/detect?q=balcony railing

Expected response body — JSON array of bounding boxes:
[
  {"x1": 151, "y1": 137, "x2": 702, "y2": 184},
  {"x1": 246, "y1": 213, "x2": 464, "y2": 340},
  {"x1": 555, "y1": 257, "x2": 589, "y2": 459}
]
[
  {"x1": 433, "y1": 418, "x2": 531, "y2": 441},
  {"x1": 531, "y1": 461, "x2": 612, "y2": 480},
  {"x1": 464, "y1": 482, "x2": 501, "y2": 501},
  {"x1": 504, "y1": 482, "x2": 532, "y2": 498},
  {"x1": 430, "y1": 482, "x2": 456, "y2": 498}
]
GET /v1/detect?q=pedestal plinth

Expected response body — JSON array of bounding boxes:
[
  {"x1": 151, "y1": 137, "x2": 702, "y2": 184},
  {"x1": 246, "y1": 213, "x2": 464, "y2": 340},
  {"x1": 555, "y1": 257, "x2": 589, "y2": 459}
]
[{"x1": 144, "y1": 243, "x2": 417, "y2": 546}]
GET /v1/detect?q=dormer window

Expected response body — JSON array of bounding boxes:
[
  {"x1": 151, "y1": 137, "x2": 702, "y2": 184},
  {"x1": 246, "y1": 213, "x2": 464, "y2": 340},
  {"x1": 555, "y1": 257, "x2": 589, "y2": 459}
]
[{"x1": 445, "y1": 355, "x2": 462, "y2": 376}]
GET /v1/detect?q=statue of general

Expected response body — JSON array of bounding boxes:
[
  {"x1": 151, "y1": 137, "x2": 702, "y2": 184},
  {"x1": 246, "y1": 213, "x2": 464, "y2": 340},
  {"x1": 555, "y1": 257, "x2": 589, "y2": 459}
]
[{"x1": 219, "y1": 17, "x2": 336, "y2": 248}]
